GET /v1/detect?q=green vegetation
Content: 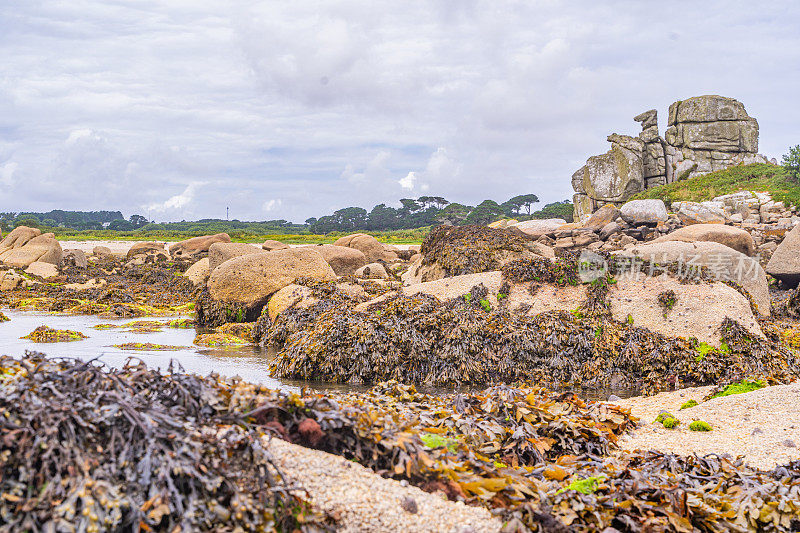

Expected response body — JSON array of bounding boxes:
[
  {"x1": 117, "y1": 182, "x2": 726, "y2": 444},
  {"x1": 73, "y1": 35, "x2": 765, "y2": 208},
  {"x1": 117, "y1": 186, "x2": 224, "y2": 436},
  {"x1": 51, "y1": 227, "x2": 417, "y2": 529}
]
[
  {"x1": 420, "y1": 432, "x2": 458, "y2": 452},
  {"x1": 113, "y1": 342, "x2": 189, "y2": 350},
  {"x1": 680, "y1": 399, "x2": 699, "y2": 410},
  {"x1": 21, "y1": 326, "x2": 87, "y2": 342},
  {"x1": 710, "y1": 380, "x2": 766, "y2": 399},
  {"x1": 695, "y1": 341, "x2": 730, "y2": 362},
  {"x1": 479, "y1": 299, "x2": 492, "y2": 312},
  {"x1": 631, "y1": 163, "x2": 800, "y2": 208},
  {"x1": 689, "y1": 420, "x2": 712, "y2": 432},
  {"x1": 654, "y1": 412, "x2": 675, "y2": 424},
  {"x1": 661, "y1": 417, "x2": 679, "y2": 429},
  {"x1": 557, "y1": 475, "x2": 606, "y2": 495},
  {"x1": 782, "y1": 145, "x2": 800, "y2": 181}
]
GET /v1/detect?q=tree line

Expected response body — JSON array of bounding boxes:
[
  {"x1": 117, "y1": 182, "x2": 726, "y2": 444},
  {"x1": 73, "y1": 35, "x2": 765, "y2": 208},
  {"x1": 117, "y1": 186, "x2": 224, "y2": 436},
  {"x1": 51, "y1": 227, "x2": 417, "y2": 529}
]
[{"x1": 306, "y1": 194, "x2": 572, "y2": 233}]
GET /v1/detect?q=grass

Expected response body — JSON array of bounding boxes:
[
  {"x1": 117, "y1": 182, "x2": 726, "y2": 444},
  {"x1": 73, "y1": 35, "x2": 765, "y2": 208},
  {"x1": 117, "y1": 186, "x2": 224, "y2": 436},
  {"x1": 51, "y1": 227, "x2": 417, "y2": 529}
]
[
  {"x1": 631, "y1": 163, "x2": 800, "y2": 208},
  {"x1": 680, "y1": 399, "x2": 698, "y2": 410},
  {"x1": 689, "y1": 420, "x2": 712, "y2": 432},
  {"x1": 710, "y1": 380, "x2": 766, "y2": 399}
]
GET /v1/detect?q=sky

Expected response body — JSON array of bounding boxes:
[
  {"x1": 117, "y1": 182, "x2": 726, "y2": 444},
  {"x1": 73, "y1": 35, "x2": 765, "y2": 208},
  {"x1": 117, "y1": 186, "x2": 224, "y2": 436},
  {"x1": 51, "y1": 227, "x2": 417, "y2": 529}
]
[{"x1": 1, "y1": 1, "x2": 799, "y2": 223}]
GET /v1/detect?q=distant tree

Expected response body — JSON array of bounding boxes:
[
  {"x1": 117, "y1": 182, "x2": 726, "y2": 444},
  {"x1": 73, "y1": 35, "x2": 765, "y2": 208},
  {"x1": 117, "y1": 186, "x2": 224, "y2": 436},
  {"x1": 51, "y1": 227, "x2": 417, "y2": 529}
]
[
  {"x1": 332, "y1": 207, "x2": 367, "y2": 230},
  {"x1": 466, "y1": 200, "x2": 505, "y2": 225},
  {"x1": 782, "y1": 145, "x2": 800, "y2": 181},
  {"x1": 501, "y1": 194, "x2": 540, "y2": 216},
  {"x1": 531, "y1": 200, "x2": 573, "y2": 223},
  {"x1": 435, "y1": 203, "x2": 472, "y2": 225},
  {"x1": 129, "y1": 214, "x2": 149, "y2": 228},
  {"x1": 367, "y1": 204, "x2": 399, "y2": 230},
  {"x1": 109, "y1": 219, "x2": 134, "y2": 231},
  {"x1": 14, "y1": 215, "x2": 40, "y2": 228},
  {"x1": 41, "y1": 219, "x2": 57, "y2": 227},
  {"x1": 304, "y1": 217, "x2": 318, "y2": 226}
]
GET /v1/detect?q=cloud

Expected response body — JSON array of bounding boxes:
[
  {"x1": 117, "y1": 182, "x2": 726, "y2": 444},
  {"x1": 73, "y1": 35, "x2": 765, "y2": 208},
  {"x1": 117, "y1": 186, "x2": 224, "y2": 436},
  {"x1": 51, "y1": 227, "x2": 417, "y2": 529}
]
[
  {"x1": 398, "y1": 172, "x2": 417, "y2": 191},
  {"x1": 262, "y1": 199, "x2": 283, "y2": 212},
  {"x1": 146, "y1": 182, "x2": 203, "y2": 213},
  {"x1": 0, "y1": 1, "x2": 798, "y2": 221}
]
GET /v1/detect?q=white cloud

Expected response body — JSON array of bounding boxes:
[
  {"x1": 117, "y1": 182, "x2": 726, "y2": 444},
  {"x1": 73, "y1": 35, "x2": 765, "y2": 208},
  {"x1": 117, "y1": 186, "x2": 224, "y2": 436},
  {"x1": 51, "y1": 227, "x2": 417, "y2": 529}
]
[
  {"x1": 146, "y1": 182, "x2": 203, "y2": 213},
  {"x1": 398, "y1": 172, "x2": 417, "y2": 191},
  {"x1": 262, "y1": 199, "x2": 283, "y2": 212}
]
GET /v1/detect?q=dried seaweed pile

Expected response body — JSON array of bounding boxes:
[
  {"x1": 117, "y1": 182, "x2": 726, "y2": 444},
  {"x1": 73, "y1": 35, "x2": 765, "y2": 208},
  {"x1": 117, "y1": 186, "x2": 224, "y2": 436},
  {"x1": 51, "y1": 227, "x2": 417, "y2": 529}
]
[
  {"x1": 267, "y1": 290, "x2": 798, "y2": 394},
  {"x1": 420, "y1": 225, "x2": 529, "y2": 276},
  {"x1": 0, "y1": 354, "x2": 331, "y2": 532},
  {"x1": 0, "y1": 261, "x2": 195, "y2": 318}
]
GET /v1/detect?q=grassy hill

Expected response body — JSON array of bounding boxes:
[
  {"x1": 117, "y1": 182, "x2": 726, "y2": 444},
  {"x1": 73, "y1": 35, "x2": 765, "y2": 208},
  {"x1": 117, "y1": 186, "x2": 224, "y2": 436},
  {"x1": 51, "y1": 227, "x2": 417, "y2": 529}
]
[{"x1": 631, "y1": 163, "x2": 800, "y2": 208}]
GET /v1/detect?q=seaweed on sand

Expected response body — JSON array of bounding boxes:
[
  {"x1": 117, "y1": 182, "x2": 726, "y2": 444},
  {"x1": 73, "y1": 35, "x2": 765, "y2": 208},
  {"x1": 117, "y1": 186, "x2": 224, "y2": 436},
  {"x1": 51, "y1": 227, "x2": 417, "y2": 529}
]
[
  {"x1": 0, "y1": 354, "x2": 332, "y2": 532},
  {"x1": 420, "y1": 225, "x2": 529, "y2": 276}
]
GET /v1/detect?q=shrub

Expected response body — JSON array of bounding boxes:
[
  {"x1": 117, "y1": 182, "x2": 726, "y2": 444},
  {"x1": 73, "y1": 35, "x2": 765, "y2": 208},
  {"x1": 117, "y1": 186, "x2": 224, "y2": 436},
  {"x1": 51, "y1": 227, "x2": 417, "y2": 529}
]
[
  {"x1": 680, "y1": 399, "x2": 698, "y2": 410},
  {"x1": 782, "y1": 145, "x2": 800, "y2": 181}
]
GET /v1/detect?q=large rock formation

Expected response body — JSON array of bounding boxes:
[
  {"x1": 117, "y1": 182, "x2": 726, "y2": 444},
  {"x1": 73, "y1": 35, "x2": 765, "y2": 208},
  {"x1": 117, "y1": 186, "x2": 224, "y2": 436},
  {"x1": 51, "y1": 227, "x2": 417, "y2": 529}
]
[{"x1": 573, "y1": 95, "x2": 769, "y2": 220}]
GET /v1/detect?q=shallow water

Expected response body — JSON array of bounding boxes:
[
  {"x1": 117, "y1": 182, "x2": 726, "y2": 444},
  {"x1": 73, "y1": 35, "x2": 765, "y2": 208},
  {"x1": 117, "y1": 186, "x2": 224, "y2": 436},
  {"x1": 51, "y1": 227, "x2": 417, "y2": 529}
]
[{"x1": 0, "y1": 309, "x2": 640, "y2": 400}]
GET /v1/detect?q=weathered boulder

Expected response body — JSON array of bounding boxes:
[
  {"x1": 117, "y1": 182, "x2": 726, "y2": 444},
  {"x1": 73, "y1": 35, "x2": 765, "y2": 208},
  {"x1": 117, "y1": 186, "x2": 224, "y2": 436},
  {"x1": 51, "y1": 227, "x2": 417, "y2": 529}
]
[
  {"x1": 620, "y1": 200, "x2": 668, "y2": 225},
  {"x1": 0, "y1": 226, "x2": 41, "y2": 257},
  {"x1": 62, "y1": 249, "x2": 88, "y2": 268},
  {"x1": 301, "y1": 244, "x2": 367, "y2": 276},
  {"x1": 584, "y1": 204, "x2": 621, "y2": 232},
  {"x1": 267, "y1": 284, "x2": 317, "y2": 321},
  {"x1": 402, "y1": 271, "x2": 503, "y2": 304},
  {"x1": 262, "y1": 239, "x2": 290, "y2": 251},
  {"x1": 169, "y1": 233, "x2": 230, "y2": 259},
  {"x1": 126, "y1": 242, "x2": 166, "y2": 259},
  {"x1": 0, "y1": 270, "x2": 28, "y2": 291},
  {"x1": 93, "y1": 246, "x2": 113, "y2": 257},
  {"x1": 24, "y1": 261, "x2": 59, "y2": 279},
  {"x1": 616, "y1": 241, "x2": 770, "y2": 315},
  {"x1": 766, "y1": 224, "x2": 800, "y2": 287},
  {"x1": 651, "y1": 224, "x2": 756, "y2": 256},
  {"x1": 208, "y1": 242, "x2": 267, "y2": 271},
  {"x1": 1, "y1": 233, "x2": 62, "y2": 268},
  {"x1": 608, "y1": 275, "x2": 762, "y2": 345},
  {"x1": 672, "y1": 201, "x2": 727, "y2": 225},
  {"x1": 355, "y1": 262, "x2": 389, "y2": 280},
  {"x1": 332, "y1": 233, "x2": 397, "y2": 263},
  {"x1": 488, "y1": 219, "x2": 518, "y2": 229},
  {"x1": 207, "y1": 248, "x2": 336, "y2": 309},
  {"x1": 184, "y1": 257, "x2": 211, "y2": 286},
  {"x1": 508, "y1": 218, "x2": 566, "y2": 238}
]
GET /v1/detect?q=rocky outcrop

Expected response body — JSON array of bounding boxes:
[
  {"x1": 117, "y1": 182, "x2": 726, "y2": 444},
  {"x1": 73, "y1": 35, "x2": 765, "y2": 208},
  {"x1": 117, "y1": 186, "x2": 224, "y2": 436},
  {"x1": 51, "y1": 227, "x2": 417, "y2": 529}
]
[
  {"x1": 616, "y1": 241, "x2": 770, "y2": 316},
  {"x1": 62, "y1": 249, "x2": 88, "y2": 268},
  {"x1": 332, "y1": 233, "x2": 398, "y2": 263},
  {"x1": 184, "y1": 257, "x2": 211, "y2": 286},
  {"x1": 262, "y1": 239, "x2": 290, "y2": 251},
  {"x1": 355, "y1": 262, "x2": 388, "y2": 280},
  {"x1": 207, "y1": 248, "x2": 336, "y2": 310},
  {"x1": 126, "y1": 242, "x2": 166, "y2": 260},
  {"x1": 651, "y1": 224, "x2": 756, "y2": 256},
  {"x1": 208, "y1": 243, "x2": 267, "y2": 271},
  {"x1": 301, "y1": 244, "x2": 367, "y2": 276},
  {"x1": 169, "y1": 233, "x2": 231, "y2": 260},
  {"x1": 0, "y1": 232, "x2": 62, "y2": 268},
  {"x1": 572, "y1": 134, "x2": 644, "y2": 218},
  {"x1": 25, "y1": 261, "x2": 59, "y2": 279},
  {"x1": 766, "y1": 224, "x2": 800, "y2": 287},
  {"x1": 573, "y1": 96, "x2": 769, "y2": 219},
  {"x1": 619, "y1": 200, "x2": 668, "y2": 226}
]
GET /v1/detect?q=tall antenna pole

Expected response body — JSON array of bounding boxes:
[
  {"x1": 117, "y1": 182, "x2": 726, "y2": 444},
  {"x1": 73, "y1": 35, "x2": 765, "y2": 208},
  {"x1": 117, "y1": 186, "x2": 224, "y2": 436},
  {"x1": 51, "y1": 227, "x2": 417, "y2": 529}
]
[{"x1": 226, "y1": 207, "x2": 229, "y2": 221}]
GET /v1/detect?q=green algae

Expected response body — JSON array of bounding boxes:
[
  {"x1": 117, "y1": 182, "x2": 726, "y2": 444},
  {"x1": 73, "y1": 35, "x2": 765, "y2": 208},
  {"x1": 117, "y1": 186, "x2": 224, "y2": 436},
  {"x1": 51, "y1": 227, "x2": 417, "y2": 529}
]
[
  {"x1": 689, "y1": 420, "x2": 712, "y2": 432},
  {"x1": 710, "y1": 379, "x2": 766, "y2": 399},
  {"x1": 113, "y1": 342, "x2": 189, "y2": 351},
  {"x1": 21, "y1": 325, "x2": 87, "y2": 343},
  {"x1": 680, "y1": 399, "x2": 699, "y2": 410},
  {"x1": 557, "y1": 475, "x2": 606, "y2": 495}
]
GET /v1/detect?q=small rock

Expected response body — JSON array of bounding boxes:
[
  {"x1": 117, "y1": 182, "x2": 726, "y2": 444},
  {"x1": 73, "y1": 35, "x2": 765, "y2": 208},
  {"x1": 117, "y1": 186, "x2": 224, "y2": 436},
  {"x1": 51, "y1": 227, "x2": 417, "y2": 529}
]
[
  {"x1": 751, "y1": 427, "x2": 764, "y2": 435},
  {"x1": 783, "y1": 439, "x2": 796, "y2": 448},
  {"x1": 400, "y1": 496, "x2": 418, "y2": 514},
  {"x1": 608, "y1": 394, "x2": 622, "y2": 402}
]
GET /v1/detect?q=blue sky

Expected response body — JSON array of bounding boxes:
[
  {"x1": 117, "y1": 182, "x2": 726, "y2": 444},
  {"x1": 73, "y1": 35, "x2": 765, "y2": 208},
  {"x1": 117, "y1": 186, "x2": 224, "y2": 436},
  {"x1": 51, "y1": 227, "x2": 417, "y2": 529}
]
[{"x1": 1, "y1": 1, "x2": 798, "y2": 222}]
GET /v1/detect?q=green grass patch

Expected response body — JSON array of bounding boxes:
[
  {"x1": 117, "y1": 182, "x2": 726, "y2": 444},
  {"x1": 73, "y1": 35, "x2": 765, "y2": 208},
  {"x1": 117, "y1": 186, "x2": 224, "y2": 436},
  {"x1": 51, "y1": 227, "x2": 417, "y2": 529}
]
[
  {"x1": 631, "y1": 163, "x2": 800, "y2": 208},
  {"x1": 710, "y1": 380, "x2": 766, "y2": 399},
  {"x1": 689, "y1": 420, "x2": 712, "y2": 432},
  {"x1": 680, "y1": 399, "x2": 698, "y2": 410}
]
